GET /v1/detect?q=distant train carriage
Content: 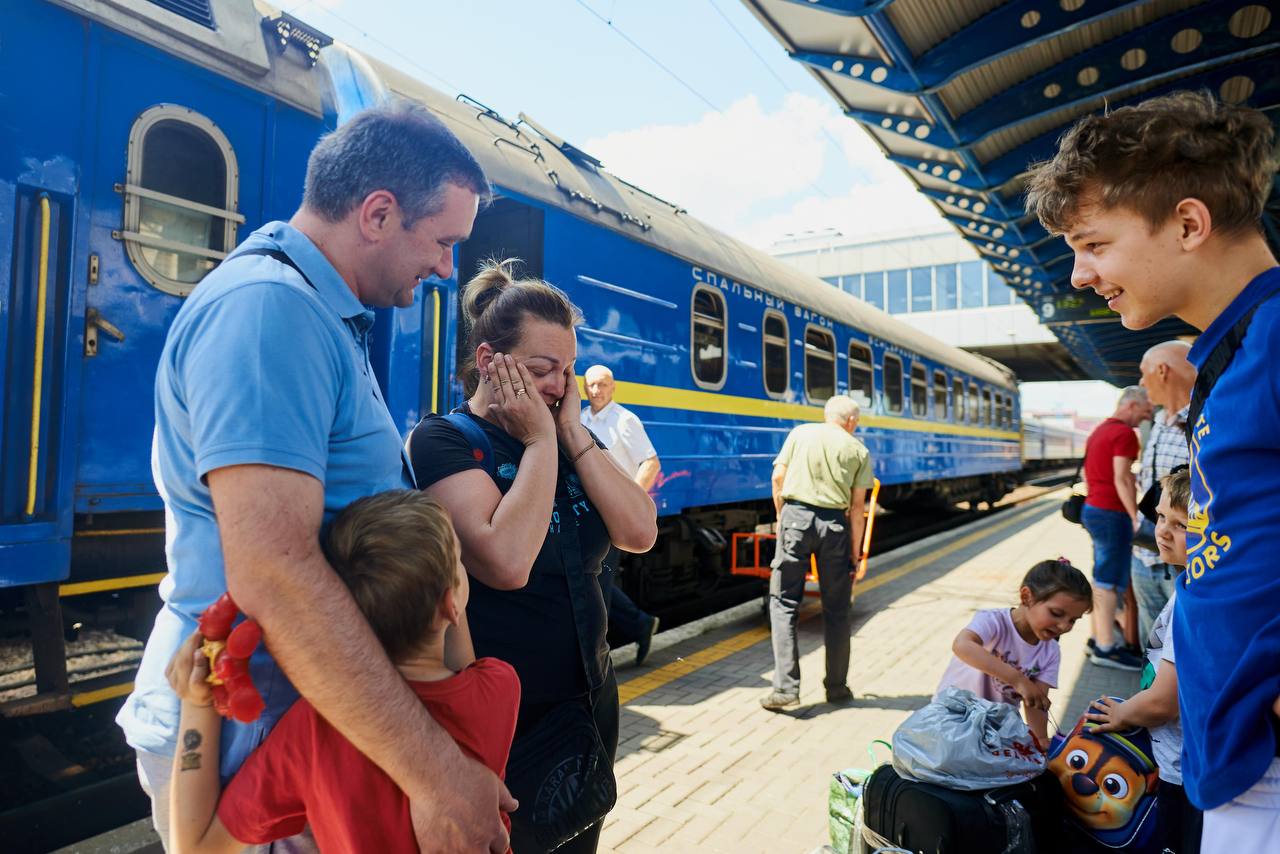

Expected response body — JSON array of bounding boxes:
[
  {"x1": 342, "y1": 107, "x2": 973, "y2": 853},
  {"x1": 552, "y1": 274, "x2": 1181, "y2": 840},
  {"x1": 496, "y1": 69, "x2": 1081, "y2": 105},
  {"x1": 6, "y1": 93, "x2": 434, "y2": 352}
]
[
  {"x1": 1022, "y1": 418, "x2": 1089, "y2": 470},
  {"x1": 1, "y1": 0, "x2": 1021, "y2": 713}
]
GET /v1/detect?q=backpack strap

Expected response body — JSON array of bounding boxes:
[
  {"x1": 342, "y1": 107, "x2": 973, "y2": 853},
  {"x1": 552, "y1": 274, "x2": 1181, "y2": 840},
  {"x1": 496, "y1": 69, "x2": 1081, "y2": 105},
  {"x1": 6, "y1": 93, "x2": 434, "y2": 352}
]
[
  {"x1": 1186, "y1": 306, "x2": 1258, "y2": 443},
  {"x1": 232, "y1": 246, "x2": 317, "y2": 291},
  {"x1": 443, "y1": 411, "x2": 496, "y2": 480}
]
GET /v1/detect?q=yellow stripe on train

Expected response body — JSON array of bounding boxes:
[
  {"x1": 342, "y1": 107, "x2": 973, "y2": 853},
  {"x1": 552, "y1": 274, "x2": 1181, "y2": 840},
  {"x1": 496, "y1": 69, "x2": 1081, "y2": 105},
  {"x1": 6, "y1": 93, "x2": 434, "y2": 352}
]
[{"x1": 579, "y1": 377, "x2": 1021, "y2": 441}]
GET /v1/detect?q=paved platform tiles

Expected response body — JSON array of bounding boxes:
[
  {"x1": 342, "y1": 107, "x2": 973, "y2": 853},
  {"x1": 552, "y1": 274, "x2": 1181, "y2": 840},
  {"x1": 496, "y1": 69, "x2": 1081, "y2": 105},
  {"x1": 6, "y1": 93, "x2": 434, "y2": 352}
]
[{"x1": 602, "y1": 491, "x2": 1140, "y2": 854}]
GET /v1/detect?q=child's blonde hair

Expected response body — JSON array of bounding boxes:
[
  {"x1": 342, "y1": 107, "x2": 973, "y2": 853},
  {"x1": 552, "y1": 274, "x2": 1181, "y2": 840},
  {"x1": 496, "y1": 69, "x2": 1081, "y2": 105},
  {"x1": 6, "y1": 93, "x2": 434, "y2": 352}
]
[
  {"x1": 323, "y1": 490, "x2": 459, "y2": 662},
  {"x1": 1161, "y1": 468, "x2": 1191, "y2": 513},
  {"x1": 1023, "y1": 559, "x2": 1093, "y2": 610}
]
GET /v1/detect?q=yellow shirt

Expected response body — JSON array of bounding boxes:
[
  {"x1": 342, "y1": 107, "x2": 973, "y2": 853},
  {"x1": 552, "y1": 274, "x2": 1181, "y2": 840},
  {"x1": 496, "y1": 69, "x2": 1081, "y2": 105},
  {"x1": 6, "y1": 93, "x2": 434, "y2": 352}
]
[{"x1": 774, "y1": 422, "x2": 873, "y2": 510}]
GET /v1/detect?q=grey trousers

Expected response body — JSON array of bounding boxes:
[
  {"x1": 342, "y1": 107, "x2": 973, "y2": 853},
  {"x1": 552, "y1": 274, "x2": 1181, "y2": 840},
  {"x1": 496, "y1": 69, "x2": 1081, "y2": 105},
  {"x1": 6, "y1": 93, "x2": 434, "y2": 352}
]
[{"x1": 768, "y1": 502, "x2": 852, "y2": 696}]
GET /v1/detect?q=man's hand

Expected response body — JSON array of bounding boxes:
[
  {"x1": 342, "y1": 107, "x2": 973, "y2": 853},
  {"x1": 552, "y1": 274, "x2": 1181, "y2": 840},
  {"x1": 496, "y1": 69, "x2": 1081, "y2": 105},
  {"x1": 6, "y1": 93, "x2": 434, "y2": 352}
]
[{"x1": 410, "y1": 754, "x2": 519, "y2": 853}]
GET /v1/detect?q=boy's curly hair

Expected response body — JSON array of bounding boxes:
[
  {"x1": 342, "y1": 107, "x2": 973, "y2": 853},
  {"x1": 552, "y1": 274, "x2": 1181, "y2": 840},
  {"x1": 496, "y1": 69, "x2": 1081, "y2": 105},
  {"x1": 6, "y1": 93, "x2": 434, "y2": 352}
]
[
  {"x1": 1024, "y1": 91, "x2": 1276, "y2": 235},
  {"x1": 323, "y1": 490, "x2": 459, "y2": 663}
]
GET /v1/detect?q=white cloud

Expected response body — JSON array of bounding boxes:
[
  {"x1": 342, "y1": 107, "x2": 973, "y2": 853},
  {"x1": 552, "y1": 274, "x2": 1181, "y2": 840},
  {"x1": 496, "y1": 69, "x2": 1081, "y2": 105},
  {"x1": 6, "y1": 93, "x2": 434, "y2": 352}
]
[{"x1": 585, "y1": 93, "x2": 946, "y2": 250}]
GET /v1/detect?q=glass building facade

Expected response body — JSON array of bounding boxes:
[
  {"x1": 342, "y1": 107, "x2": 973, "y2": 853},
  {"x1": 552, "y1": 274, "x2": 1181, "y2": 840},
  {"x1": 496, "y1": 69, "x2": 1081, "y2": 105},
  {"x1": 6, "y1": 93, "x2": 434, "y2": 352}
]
[{"x1": 822, "y1": 259, "x2": 1014, "y2": 314}]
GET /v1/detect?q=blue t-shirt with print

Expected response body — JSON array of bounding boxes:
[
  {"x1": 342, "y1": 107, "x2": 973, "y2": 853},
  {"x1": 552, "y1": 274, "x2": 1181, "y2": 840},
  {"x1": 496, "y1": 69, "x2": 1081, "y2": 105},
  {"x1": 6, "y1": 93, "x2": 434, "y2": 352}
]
[
  {"x1": 116, "y1": 222, "x2": 413, "y2": 775},
  {"x1": 1176, "y1": 265, "x2": 1280, "y2": 809}
]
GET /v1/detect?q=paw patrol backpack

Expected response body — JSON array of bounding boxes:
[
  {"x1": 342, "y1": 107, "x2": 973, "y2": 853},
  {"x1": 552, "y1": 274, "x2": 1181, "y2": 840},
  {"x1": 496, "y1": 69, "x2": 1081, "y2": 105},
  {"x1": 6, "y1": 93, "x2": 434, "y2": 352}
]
[{"x1": 1047, "y1": 705, "x2": 1161, "y2": 851}]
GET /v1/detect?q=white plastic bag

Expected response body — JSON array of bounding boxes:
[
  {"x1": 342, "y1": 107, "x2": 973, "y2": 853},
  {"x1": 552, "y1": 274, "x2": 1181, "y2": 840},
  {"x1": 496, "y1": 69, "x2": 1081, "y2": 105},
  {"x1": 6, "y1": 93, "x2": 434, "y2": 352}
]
[{"x1": 891, "y1": 688, "x2": 1045, "y2": 790}]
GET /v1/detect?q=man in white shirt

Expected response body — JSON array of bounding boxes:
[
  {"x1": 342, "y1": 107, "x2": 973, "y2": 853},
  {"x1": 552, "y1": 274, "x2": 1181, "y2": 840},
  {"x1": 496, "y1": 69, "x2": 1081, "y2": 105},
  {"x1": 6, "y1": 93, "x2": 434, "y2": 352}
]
[
  {"x1": 581, "y1": 365, "x2": 661, "y2": 664},
  {"x1": 581, "y1": 365, "x2": 661, "y2": 490}
]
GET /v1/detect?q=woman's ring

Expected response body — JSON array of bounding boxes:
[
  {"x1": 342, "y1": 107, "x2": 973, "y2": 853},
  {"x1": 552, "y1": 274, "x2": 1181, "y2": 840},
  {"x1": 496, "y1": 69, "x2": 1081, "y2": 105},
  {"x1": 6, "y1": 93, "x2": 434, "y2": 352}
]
[{"x1": 515, "y1": 388, "x2": 528, "y2": 397}]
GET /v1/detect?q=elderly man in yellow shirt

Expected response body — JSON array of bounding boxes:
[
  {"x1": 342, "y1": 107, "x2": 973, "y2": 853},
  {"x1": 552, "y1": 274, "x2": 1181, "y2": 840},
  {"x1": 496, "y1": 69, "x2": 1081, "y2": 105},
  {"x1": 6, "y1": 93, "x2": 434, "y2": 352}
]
[{"x1": 762, "y1": 394, "x2": 874, "y2": 711}]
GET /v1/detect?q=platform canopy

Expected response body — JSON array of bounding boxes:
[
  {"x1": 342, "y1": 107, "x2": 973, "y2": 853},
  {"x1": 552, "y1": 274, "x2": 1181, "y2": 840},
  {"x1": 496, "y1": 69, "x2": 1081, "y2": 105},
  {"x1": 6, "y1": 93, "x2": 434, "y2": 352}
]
[{"x1": 740, "y1": 0, "x2": 1280, "y2": 386}]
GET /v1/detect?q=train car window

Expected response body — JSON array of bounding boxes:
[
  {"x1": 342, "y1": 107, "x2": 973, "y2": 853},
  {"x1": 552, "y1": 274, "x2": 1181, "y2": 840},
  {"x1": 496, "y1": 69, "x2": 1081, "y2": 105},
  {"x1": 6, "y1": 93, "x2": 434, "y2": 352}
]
[
  {"x1": 953, "y1": 377, "x2": 965, "y2": 422},
  {"x1": 968, "y1": 383, "x2": 980, "y2": 425},
  {"x1": 691, "y1": 285, "x2": 727, "y2": 389},
  {"x1": 883, "y1": 354, "x2": 904, "y2": 414},
  {"x1": 983, "y1": 388, "x2": 993, "y2": 426},
  {"x1": 804, "y1": 326, "x2": 836, "y2": 404},
  {"x1": 123, "y1": 105, "x2": 241, "y2": 297},
  {"x1": 848, "y1": 342, "x2": 874, "y2": 409},
  {"x1": 933, "y1": 370, "x2": 948, "y2": 420},
  {"x1": 910, "y1": 363, "x2": 927, "y2": 417},
  {"x1": 762, "y1": 310, "x2": 789, "y2": 398}
]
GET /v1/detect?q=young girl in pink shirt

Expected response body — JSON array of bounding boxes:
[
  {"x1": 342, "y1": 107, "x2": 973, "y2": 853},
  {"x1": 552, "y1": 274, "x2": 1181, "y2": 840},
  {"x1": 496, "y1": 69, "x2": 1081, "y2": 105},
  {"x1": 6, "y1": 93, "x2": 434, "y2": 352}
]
[{"x1": 935, "y1": 559, "x2": 1093, "y2": 748}]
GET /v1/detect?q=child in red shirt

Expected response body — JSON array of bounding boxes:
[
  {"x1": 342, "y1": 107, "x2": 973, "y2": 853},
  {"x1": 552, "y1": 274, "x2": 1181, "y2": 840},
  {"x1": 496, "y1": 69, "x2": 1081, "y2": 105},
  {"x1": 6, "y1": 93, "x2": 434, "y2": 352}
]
[{"x1": 165, "y1": 490, "x2": 519, "y2": 854}]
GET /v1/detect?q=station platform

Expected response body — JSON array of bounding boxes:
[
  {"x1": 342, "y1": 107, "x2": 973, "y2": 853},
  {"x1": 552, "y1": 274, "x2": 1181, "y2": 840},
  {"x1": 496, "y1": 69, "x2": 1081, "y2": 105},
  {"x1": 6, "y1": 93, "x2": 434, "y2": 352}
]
[
  {"x1": 67, "y1": 488, "x2": 1138, "y2": 854},
  {"x1": 600, "y1": 488, "x2": 1139, "y2": 853}
]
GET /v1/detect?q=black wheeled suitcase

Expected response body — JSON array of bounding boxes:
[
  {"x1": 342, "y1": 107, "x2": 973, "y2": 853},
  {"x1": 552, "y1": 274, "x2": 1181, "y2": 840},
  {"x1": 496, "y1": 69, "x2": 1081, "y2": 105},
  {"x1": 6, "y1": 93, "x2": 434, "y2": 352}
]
[{"x1": 861, "y1": 764, "x2": 1063, "y2": 853}]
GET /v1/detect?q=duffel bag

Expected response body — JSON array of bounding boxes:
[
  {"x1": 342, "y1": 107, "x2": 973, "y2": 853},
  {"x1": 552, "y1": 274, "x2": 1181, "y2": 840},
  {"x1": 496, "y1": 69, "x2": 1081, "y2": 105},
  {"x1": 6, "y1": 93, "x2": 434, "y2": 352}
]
[{"x1": 861, "y1": 763, "x2": 1063, "y2": 854}]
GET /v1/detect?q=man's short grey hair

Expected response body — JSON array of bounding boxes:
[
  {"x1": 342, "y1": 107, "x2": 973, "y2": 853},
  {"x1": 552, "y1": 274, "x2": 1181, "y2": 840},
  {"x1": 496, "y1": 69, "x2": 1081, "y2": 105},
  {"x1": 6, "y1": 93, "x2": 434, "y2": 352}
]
[
  {"x1": 302, "y1": 100, "x2": 489, "y2": 227},
  {"x1": 824, "y1": 395, "x2": 861, "y2": 423},
  {"x1": 1117, "y1": 385, "x2": 1149, "y2": 408},
  {"x1": 584, "y1": 365, "x2": 613, "y2": 382}
]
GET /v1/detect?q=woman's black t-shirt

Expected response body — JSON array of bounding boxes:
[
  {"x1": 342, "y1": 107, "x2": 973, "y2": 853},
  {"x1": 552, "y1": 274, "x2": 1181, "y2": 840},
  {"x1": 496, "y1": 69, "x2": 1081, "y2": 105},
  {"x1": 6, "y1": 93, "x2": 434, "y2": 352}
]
[{"x1": 408, "y1": 407, "x2": 612, "y2": 705}]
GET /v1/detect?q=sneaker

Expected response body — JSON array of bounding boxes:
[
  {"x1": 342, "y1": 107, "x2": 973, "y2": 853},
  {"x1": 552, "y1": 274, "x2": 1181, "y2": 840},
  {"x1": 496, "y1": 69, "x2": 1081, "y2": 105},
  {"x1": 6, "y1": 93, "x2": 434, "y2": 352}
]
[
  {"x1": 635, "y1": 616, "x2": 659, "y2": 667},
  {"x1": 1086, "y1": 637, "x2": 1097, "y2": 653},
  {"x1": 1089, "y1": 645, "x2": 1144, "y2": 671},
  {"x1": 760, "y1": 691, "x2": 800, "y2": 711},
  {"x1": 826, "y1": 685, "x2": 854, "y2": 704}
]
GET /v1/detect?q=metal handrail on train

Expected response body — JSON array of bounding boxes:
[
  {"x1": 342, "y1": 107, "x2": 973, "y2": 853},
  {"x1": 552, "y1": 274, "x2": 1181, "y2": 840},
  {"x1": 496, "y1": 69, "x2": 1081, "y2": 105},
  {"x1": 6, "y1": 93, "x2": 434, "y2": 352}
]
[
  {"x1": 730, "y1": 478, "x2": 882, "y2": 586},
  {"x1": 26, "y1": 194, "x2": 51, "y2": 517}
]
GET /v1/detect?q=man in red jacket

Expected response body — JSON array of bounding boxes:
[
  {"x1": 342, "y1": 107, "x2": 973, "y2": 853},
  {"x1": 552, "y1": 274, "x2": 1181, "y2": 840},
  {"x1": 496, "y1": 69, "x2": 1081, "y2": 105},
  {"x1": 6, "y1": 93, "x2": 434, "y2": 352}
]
[{"x1": 1081, "y1": 386, "x2": 1151, "y2": 670}]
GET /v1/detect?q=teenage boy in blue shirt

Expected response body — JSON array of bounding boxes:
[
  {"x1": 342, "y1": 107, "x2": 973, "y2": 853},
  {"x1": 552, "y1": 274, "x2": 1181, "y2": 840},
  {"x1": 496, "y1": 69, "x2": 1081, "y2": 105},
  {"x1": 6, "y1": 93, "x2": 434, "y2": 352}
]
[{"x1": 1025, "y1": 91, "x2": 1279, "y2": 854}]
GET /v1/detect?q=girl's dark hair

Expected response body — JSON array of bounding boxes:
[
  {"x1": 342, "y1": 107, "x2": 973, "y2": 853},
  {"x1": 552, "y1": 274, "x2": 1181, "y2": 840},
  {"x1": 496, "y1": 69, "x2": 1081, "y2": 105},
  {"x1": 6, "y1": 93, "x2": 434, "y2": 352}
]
[
  {"x1": 1022, "y1": 559, "x2": 1093, "y2": 610},
  {"x1": 459, "y1": 258, "x2": 582, "y2": 394}
]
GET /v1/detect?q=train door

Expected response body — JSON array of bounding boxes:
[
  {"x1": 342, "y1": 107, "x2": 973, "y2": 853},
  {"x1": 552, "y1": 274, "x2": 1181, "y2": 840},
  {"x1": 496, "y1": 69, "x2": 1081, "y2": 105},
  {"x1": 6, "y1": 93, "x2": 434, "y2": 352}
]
[{"x1": 451, "y1": 196, "x2": 546, "y2": 409}]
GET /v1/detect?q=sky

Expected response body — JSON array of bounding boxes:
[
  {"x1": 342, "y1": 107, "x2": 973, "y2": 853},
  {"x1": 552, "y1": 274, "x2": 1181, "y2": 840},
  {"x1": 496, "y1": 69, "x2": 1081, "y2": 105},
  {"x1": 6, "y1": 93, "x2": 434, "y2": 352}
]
[{"x1": 288, "y1": 0, "x2": 1117, "y2": 414}]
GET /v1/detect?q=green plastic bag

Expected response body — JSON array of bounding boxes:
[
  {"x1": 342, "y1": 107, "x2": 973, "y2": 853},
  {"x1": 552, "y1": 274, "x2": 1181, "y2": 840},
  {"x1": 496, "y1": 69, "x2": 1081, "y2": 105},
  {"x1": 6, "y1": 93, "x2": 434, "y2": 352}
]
[{"x1": 828, "y1": 740, "x2": 892, "y2": 854}]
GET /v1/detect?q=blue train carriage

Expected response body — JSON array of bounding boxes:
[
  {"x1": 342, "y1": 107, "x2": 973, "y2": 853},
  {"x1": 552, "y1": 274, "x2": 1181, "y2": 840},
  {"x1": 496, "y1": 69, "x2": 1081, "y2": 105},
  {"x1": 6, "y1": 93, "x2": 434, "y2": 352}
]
[
  {"x1": 0, "y1": 0, "x2": 348, "y2": 712},
  {"x1": 368, "y1": 57, "x2": 1024, "y2": 603}
]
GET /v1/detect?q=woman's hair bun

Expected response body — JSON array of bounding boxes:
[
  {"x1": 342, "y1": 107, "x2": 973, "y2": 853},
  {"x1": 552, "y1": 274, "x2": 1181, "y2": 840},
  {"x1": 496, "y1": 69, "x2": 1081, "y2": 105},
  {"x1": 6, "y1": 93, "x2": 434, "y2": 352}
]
[{"x1": 462, "y1": 258, "x2": 519, "y2": 324}]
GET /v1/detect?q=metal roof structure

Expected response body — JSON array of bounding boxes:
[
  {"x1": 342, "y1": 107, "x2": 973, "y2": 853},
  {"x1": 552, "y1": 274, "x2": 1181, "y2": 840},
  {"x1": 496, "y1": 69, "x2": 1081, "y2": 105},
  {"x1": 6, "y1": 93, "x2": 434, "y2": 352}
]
[{"x1": 740, "y1": 0, "x2": 1280, "y2": 385}]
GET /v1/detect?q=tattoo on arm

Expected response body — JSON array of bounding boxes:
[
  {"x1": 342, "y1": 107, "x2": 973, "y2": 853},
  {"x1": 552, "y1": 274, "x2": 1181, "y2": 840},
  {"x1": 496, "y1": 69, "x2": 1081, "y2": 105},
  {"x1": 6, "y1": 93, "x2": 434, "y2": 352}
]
[{"x1": 179, "y1": 728, "x2": 204, "y2": 771}]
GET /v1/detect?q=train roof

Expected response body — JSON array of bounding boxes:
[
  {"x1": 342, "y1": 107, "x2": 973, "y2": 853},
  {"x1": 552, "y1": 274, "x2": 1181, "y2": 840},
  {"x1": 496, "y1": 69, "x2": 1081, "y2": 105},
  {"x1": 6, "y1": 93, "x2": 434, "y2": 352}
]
[
  {"x1": 58, "y1": 0, "x2": 1012, "y2": 388},
  {"x1": 349, "y1": 49, "x2": 1014, "y2": 389}
]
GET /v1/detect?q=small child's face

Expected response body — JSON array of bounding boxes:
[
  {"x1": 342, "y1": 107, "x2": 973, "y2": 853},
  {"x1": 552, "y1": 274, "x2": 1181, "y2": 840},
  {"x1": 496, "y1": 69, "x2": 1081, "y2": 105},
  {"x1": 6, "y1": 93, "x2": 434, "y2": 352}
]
[
  {"x1": 1024, "y1": 589, "x2": 1091, "y2": 641},
  {"x1": 1154, "y1": 492, "x2": 1188, "y2": 566}
]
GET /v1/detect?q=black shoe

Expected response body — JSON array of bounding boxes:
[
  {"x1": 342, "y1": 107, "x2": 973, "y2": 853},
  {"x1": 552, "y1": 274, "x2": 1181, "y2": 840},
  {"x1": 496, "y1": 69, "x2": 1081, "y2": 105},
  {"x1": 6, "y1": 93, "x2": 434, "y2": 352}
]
[
  {"x1": 826, "y1": 686, "x2": 854, "y2": 704},
  {"x1": 1089, "y1": 645, "x2": 1143, "y2": 671},
  {"x1": 1086, "y1": 637, "x2": 1098, "y2": 653},
  {"x1": 760, "y1": 691, "x2": 800, "y2": 711},
  {"x1": 635, "y1": 616, "x2": 659, "y2": 667}
]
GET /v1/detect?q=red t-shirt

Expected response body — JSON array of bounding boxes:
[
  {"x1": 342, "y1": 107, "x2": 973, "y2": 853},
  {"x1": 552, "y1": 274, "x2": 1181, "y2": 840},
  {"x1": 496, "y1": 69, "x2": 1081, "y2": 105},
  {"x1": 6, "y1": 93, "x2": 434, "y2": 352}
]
[
  {"x1": 217, "y1": 658, "x2": 520, "y2": 854},
  {"x1": 1083, "y1": 417, "x2": 1139, "y2": 512}
]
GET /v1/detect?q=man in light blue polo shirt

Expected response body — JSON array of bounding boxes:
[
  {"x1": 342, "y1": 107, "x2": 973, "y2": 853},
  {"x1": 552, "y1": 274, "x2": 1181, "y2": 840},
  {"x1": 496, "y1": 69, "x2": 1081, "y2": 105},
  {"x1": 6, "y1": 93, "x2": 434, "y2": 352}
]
[{"x1": 116, "y1": 102, "x2": 511, "y2": 853}]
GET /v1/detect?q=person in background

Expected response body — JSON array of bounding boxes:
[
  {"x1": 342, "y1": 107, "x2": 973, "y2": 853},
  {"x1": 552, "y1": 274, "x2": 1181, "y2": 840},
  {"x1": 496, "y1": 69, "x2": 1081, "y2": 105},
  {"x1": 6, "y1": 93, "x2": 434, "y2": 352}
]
[
  {"x1": 1080, "y1": 386, "x2": 1151, "y2": 671},
  {"x1": 1026, "y1": 90, "x2": 1279, "y2": 853},
  {"x1": 581, "y1": 365, "x2": 663, "y2": 666},
  {"x1": 1088, "y1": 468, "x2": 1201, "y2": 854},
  {"x1": 761, "y1": 395, "x2": 873, "y2": 711},
  {"x1": 937, "y1": 559, "x2": 1092, "y2": 749},
  {"x1": 1131, "y1": 341, "x2": 1195, "y2": 643}
]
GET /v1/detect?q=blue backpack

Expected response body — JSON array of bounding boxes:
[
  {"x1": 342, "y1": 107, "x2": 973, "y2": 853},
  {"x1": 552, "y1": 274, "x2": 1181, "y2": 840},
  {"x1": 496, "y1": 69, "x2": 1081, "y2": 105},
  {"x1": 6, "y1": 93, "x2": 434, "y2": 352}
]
[{"x1": 440, "y1": 411, "x2": 496, "y2": 480}]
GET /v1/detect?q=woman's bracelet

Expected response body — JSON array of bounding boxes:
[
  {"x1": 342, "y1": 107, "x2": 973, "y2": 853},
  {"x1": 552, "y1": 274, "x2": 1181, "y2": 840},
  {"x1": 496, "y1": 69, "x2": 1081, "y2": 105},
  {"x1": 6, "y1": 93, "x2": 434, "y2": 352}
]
[{"x1": 570, "y1": 437, "x2": 595, "y2": 463}]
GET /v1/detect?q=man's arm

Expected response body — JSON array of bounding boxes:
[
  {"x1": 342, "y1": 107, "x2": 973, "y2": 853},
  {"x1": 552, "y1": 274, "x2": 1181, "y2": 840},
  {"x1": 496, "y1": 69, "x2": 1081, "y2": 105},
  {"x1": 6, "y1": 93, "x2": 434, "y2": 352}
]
[
  {"x1": 634, "y1": 456, "x2": 660, "y2": 492},
  {"x1": 208, "y1": 465, "x2": 513, "y2": 853},
  {"x1": 771, "y1": 464, "x2": 787, "y2": 517},
  {"x1": 1112, "y1": 455, "x2": 1138, "y2": 521},
  {"x1": 849, "y1": 487, "x2": 866, "y2": 564}
]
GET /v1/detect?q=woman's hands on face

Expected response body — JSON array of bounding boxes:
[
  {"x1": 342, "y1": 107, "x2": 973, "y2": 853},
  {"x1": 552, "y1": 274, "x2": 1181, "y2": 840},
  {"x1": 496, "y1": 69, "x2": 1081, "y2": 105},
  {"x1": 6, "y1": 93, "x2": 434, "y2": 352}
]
[
  {"x1": 483, "y1": 353, "x2": 555, "y2": 447},
  {"x1": 554, "y1": 365, "x2": 592, "y2": 452}
]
